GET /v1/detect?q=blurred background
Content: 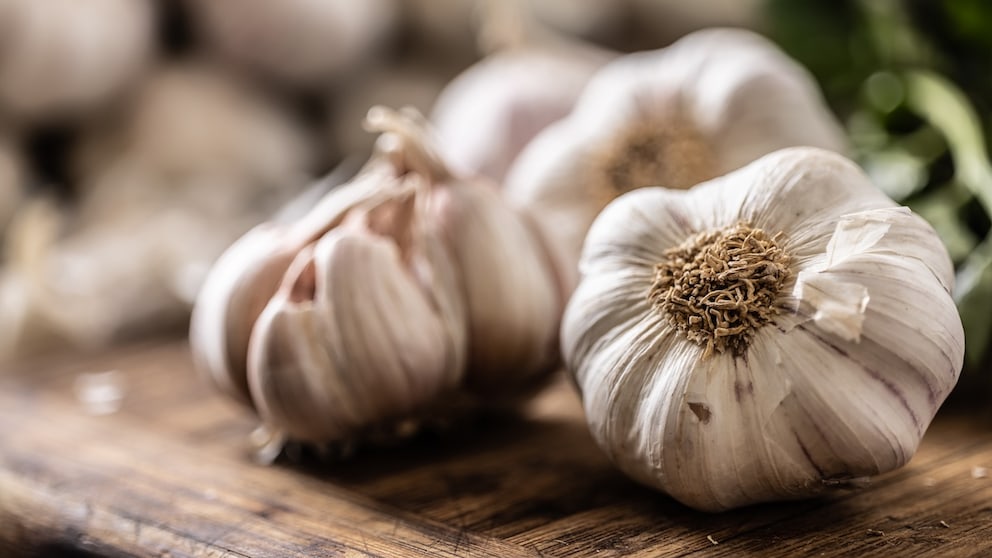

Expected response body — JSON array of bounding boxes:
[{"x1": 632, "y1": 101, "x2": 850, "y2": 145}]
[{"x1": 0, "y1": 0, "x2": 990, "y2": 388}]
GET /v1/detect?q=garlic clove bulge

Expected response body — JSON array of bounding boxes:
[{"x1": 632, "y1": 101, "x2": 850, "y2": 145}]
[
  {"x1": 506, "y1": 28, "x2": 848, "y2": 295},
  {"x1": 562, "y1": 147, "x2": 964, "y2": 511},
  {"x1": 367, "y1": 106, "x2": 563, "y2": 395},
  {"x1": 247, "y1": 189, "x2": 467, "y2": 443},
  {"x1": 190, "y1": 162, "x2": 405, "y2": 405}
]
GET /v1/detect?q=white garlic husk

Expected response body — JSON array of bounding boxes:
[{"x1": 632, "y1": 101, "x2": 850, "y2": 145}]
[
  {"x1": 431, "y1": 43, "x2": 612, "y2": 182},
  {"x1": 0, "y1": 0, "x2": 155, "y2": 120},
  {"x1": 185, "y1": 0, "x2": 398, "y2": 88},
  {"x1": 562, "y1": 147, "x2": 965, "y2": 512},
  {"x1": 505, "y1": 28, "x2": 848, "y2": 295},
  {"x1": 192, "y1": 106, "x2": 562, "y2": 446}
]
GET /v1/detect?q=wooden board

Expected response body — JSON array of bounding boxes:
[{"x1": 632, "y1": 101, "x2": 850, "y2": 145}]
[{"x1": 1, "y1": 341, "x2": 991, "y2": 557}]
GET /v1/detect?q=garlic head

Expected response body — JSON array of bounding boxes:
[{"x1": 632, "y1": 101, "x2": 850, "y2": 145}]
[
  {"x1": 506, "y1": 28, "x2": 848, "y2": 294},
  {"x1": 562, "y1": 147, "x2": 964, "y2": 512}
]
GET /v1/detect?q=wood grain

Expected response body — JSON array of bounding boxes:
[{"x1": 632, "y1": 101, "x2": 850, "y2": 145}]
[{"x1": 0, "y1": 341, "x2": 991, "y2": 557}]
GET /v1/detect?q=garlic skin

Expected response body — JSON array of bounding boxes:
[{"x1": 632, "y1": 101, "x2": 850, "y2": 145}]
[
  {"x1": 431, "y1": 45, "x2": 610, "y2": 182},
  {"x1": 0, "y1": 0, "x2": 155, "y2": 120},
  {"x1": 185, "y1": 0, "x2": 398, "y2": 88},
  {"x1": 505, "y1": 28, "x2": 848, "y2": 295},
  {"x1": 562, "y1": 147, "x2": 964, "y2": 512}
]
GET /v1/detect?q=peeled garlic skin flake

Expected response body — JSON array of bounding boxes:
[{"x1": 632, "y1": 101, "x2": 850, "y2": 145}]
[{"x1": 561, "y1": 147, "x2": 964, "y2": 512}]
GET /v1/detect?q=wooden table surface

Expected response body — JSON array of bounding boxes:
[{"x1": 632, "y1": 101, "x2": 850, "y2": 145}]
[{"x1": 1, "y1": 341, "x2": 991, "y2": 557}]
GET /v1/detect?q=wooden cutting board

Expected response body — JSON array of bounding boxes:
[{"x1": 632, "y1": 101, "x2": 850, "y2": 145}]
[{"x1": 1, "y1": 341, "x2": 991, "y2": 557}]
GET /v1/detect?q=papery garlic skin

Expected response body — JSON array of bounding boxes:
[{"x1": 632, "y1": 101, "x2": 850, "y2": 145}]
[
  {"x1": 506, "y1": 28, "x2": 848, "y2": 295},
  {"x1": 0, "y1": 0, "x2": 155, "y2": 119},
  {"x1": 562, "y1": 147, "x2": 964, "y2": 512}
]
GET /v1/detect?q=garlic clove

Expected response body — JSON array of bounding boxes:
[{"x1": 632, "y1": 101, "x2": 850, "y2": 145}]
[
  {"x1": 190, "y1": 162, "x2": 404, "y2": 405},
  {"x1": 367, "y1": 106, "x2": 563, "y2": 394},
  {"x1": 189, "y1": 224, "x2": 300, "y2": 406},
  {"x1": 563, "y1": 147, "x2": 964, "y2": 511},
  {"x1": 506, "y1": 28, "x2": 848, "y2": 296},
  {"x1": 430, "y1": 173, "x2": 562, "y2": 393},
  {"x1": 247, "y1": 190, "x2": 467, "y2": 443}
]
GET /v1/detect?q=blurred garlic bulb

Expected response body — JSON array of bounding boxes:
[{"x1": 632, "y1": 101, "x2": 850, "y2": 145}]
[
  {"x1": 0, "y1": 67, "x2": 316, "y2": 361},
  {"x1": 562, "y1": 148, "x2": 964, "y2": 512},
  {"x1": 185, "y1": 0, "x2": 399, "y2": 88},
  {"x1": 0, "y1": 136, "x2": 23, "y2": 237},
  {"x1": 505, "y1": 28, "x2": 847, "y2": 294},
  {"x1": 76, "y1": 64, "x2": 313, "y2": 212},
  {"x1": 192, "y1": 106, "x2": 562, "y2": 446},
  {"x1": 431, "y1": 43, "x2": 612, "y2": 182},
  {"x1": 0, "y1": 0, "x2": 155, "y2": 120}
]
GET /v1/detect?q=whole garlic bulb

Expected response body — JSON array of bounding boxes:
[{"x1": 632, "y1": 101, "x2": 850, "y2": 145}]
[
  {"x1": 562, "y1": 147, "x2": 964, "y2": 512},
  {"x1": 192, "y1": 107, "x2": 562, "y2": 446},
  {"x1": 185, "y1": 0, "x2": 398, "y2": 88},
  {"x1": 0, "y1": 0, "x2": 155, "y2": 120},
  {"x1": 431, "y1": 43, "x2": 611, "y2": 182},
  {"x1": 505, "y1": 28, "x2": 848, "y2": 294}
]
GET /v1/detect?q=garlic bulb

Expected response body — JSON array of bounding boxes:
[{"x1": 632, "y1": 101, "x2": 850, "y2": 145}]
[
  {"x1": 0, "y1": 66, "x2": 316, "y2": 361},
  {"x1": 562, "y1": 147, "x2": 964, "y2": 512},
  {"x1": 505, "y1": 28, "x2": 848, "y2": 294},
  {"x1": 431, "y1": 43, "x2": 611, "y2": 182},
  {"x1": 0, "y1": 0, "x2": 155, "y2": 120},
  {"x1": 0, "y1": 136, "x2": 23, "y2": 238},
  {"x1": 75, "y1": 64, "x2": 313, "y2": 211},
  {"x1": 185, "y1": 0, "x2": 398, "y2": 88},
  {"x1": 192, "y1": 106, "x2": 561, "y2": 446}
]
